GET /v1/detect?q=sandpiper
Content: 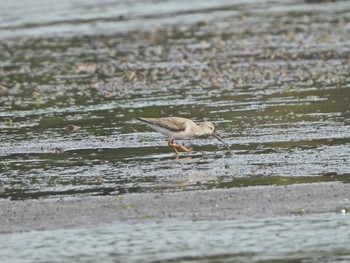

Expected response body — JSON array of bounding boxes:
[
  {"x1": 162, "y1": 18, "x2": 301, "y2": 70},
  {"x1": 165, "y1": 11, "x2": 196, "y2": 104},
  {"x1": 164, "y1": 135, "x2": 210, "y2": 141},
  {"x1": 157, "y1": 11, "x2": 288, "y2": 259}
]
[{"x1": 137, "y1": 117, "x2": 229, "y2": 155}]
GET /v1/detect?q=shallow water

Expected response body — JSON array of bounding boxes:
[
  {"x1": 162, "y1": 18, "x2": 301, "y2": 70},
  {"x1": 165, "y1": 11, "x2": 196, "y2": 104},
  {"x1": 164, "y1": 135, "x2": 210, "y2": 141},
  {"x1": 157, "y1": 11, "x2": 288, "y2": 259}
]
[
  {"x1": 1, "y1": 213, "x2": 350, "y2": 263},
  {"x1": 1, "y1": 0, "x2": 350, "y2": 200},
  {"x1": 1, "y1": 0, "x2": 350, "y2": 262}
]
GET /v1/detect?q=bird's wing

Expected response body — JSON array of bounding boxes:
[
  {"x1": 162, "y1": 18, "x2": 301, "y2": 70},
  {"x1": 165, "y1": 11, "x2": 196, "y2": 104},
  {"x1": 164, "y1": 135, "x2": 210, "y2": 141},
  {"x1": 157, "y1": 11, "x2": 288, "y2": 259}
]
[{"x1": 137, "y1": 117, "x2": 187, "y2": 132}]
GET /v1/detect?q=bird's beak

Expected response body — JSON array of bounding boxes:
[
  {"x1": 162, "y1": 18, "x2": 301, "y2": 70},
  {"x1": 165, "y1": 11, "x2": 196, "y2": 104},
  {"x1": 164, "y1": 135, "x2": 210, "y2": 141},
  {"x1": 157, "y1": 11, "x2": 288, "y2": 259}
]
[
  {"x1": 213, "y1": 131, "x2": 232, "y2": 152},
  {"x1": 212, "y1": 131, "x2": 226, "y2": 145},
  {"x1": 212, "y1": 131, "x2": 232, "y2": 154}
]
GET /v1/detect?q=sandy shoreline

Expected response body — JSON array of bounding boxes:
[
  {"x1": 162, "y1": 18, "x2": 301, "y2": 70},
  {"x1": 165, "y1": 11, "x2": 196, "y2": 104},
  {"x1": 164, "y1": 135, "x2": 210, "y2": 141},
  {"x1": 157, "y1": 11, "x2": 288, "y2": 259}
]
[{"x1": 1, "y1": 182, "x2": 349, "y2": 233}]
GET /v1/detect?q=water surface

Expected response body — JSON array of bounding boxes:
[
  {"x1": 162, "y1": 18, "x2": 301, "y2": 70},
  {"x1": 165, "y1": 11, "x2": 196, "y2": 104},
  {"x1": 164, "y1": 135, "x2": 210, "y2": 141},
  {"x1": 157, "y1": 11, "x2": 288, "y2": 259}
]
[
  {"x1": 0, "y1": 0, "x2": 350, "y2": 199},
  {"x1": 1, "y1": 213, "x2": 349, "y2": 262}
]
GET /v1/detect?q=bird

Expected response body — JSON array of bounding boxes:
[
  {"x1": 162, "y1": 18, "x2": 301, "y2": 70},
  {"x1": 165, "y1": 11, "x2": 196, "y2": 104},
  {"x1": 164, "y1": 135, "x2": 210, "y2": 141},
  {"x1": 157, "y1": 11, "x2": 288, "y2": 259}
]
[{"x1": 137, "y1": 117, "x2": 229, "y2": 156}]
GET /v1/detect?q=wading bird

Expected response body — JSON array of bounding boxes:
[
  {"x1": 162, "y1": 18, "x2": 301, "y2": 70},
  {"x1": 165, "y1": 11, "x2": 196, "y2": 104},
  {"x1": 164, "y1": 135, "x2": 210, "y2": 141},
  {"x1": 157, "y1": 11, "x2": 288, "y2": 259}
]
[{"x1": 137, "y1": 117, "x2": 230, "y2": 156}]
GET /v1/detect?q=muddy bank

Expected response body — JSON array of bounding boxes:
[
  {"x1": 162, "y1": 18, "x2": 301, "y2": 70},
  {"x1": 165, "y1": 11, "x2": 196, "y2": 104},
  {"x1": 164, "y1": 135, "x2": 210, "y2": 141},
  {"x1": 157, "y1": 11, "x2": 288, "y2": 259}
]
[{"x1": 1, "y1": 182, "x2": 349, "y2": 233}]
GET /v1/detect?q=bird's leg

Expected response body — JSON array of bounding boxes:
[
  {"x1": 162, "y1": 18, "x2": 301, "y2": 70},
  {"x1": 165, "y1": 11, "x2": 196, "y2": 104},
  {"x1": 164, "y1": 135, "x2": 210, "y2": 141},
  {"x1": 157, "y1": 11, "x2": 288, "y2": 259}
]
[
  {"x1": 178, "y1": 144, "x2": 190, "y2": 152},
  {"x1": 168, "y1": 139, "x2": 179, "y2": 155},
  {"x1": 168, "y1": 139, "x2": 190, "y2": 154}
]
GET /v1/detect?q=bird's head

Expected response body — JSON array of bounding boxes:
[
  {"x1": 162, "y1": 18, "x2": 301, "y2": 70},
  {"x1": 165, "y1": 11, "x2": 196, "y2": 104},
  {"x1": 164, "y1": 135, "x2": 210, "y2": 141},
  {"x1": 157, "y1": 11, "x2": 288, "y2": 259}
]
[{"x1": 201, "y1": 122, "x2": 226, "y2": 145}]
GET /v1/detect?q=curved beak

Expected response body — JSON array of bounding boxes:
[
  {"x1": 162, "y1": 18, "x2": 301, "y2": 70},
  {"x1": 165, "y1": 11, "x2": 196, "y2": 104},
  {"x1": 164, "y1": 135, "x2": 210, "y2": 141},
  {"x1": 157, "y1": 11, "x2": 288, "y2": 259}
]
[
  {"x1": 212, "y1": 131, "x2": 226, "y2": 146},
  {"x1": 212, "y1": 131, "x2": 232, "y2": 152}
]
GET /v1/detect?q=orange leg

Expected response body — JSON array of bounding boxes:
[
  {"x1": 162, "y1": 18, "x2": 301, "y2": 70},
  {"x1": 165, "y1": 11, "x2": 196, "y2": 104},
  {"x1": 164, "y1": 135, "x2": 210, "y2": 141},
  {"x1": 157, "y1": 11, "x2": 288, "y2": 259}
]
[
  {"x1": 168, "y1": 139, "x2": 190, "y2": 155},
  {"x1": 179, "y1": 145, "x2": 190, "y2": 152},
  {"x1": 168, "y1": 140, "x2": 179, "y2": 155}
]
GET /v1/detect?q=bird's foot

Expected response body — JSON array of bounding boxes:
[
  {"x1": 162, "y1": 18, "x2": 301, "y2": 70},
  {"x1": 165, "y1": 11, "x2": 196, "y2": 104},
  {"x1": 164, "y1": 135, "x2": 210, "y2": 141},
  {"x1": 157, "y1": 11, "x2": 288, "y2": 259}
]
[
  {"x1": 168, "y1": 140, "x2": 191, "y2": 154},
  {"x1": 179, "y1": 145, "x2": 190, "y2": 152}
]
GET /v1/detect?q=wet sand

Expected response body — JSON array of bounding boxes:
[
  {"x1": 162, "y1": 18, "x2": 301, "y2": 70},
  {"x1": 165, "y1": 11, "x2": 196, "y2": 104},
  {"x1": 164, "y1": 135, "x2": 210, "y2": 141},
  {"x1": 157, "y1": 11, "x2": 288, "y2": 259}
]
[{"x1": 1, "y1": 182, "x2": 349, "y2": 233}]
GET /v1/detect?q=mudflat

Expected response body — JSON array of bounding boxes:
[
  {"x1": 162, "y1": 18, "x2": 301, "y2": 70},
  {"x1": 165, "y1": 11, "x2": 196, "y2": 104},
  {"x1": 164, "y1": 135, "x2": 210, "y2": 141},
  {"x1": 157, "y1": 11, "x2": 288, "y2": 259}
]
[{"x1": 1, "y1": 182, "x2": 349, "y2": 233}]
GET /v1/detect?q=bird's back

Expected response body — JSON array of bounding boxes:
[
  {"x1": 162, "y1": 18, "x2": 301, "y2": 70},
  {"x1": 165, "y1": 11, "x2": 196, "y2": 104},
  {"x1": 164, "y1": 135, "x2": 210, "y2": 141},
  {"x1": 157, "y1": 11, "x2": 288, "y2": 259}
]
[{"x1": 137, "y1": 117, "x2": 194, "y2": 132}]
